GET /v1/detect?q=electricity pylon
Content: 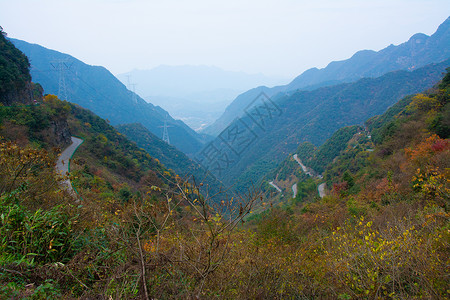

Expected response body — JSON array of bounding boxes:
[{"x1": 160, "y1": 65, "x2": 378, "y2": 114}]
[
  {"x1": 125, "y1": 75, "x2": 137, "y2": 104},
  {"x1": 130, "y1": 83, "x2": 138, "y2": 104},
  {"x1": 51, "y1": 59, "x2": 71, "y2": 100},
  {"x1": 159, "y1": 115, "x2": 172, "y2": 144}
]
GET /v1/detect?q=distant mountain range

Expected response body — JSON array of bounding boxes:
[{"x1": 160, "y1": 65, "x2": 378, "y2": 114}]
[
  {"x1": 201, "y1": 59, "x2": 450, "y2": 192},
  {"x1": 203, "y1": 17, "x2": 450, "y2": 136},
  {"x1": 117, "y1": 65, "x2": 288, "y2": 130},
  {"x1": 10, "y1": 38, "x2": 205, "y2": 155}
]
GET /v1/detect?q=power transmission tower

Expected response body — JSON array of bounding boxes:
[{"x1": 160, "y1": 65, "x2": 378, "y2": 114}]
[
  {"x1": 51, "y1": 59, "x2": 71, "y2": 100},
  {"x1": 130, "y1": 83, "x2": 138, "y2": 104},
  {"x1": 126, "y1": 74, "x2": 131, "y2": 89},
  {"x1": 125, "y1": 74, "x2": 137, "y2": 104},
  {"x1": 159, "y1": 115, "x2": 172, "y2": 144}
]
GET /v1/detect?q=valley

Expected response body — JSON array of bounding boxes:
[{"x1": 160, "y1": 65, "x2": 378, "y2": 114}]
[{"x1": 0, "y1": 13, "x2": 449, "y2": 299}]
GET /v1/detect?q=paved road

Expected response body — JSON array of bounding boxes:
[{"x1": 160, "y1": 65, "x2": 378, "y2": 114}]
[
  {"x1": 318, "y1": 183, "x2": 326, "y2": 198},
  {"x1": 56, "y1": 137, "x2": 83, "y2": 194},
  {"x1": 269, "y1": 181, "x2": 282, "y2": 193},
  {"x1": 293, "y1": 154, "x2": 314, "y2": 176},
  {"x1": 292, "y1": 183, "x2": 297, "y2": 198},
  {"x1": 293, "y1": 154, "x2": 327, "y2": 198}
]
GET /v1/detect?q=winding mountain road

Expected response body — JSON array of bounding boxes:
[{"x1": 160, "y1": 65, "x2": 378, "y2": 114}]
[
  {"x1": 269, "y1": 181, "x2": 283, "y2": 194},
  {"x1": 293, "y1": 154, "x2": 326, "y2": 198},
  {"x1": 293, "y1": 154, "x2": 314, "y2": 176},
  {"x1": 292, "y1": 183, "x2": 298, "y2": 198},
  {"x1": 318, "y1": 183, "x2": 326, "y2": 198},
  {"x1": 56, "y1": 137, "x2": 83, "y2": 195}
]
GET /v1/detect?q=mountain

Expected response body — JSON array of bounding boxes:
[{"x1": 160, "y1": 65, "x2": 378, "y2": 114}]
[
  {"x1": 142, "y1": 94, "x2": 231, "y2": 132},
  {"x1": 115, "y1": 122, "x2": 224, "y2": 193},
  {"x1": 198, "y1": 59, "x2": 450, "y2": 192},
  {"x1": 0, "y1": 32, "x2": 175, "y2": 205},
  {"x1": 1, "y1": 24, "x2": 448, "y2": 299},
  {"x1": 9, "y1": 38, "x2": 204, "y2": 155},
  {"x1": 0, "y1": 28, "x2": 32, "y2": 105},
  {"x1": 117, "y1": 65, "x2": 288, "y2": 130},
  {"x1": 203, "y1": 17, "x2": 450, "y2": 136},
  {"x1": 117, "y1": 65, "x2": 287, "y2": 99}
]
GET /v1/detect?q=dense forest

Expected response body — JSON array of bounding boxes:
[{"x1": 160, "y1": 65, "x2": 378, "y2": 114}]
[
  {"x1": 0, "y1": 27, "x2": 31, "y2": 105},
  {"x1": 217, "y1": 60, "x2": 450, "y2": 193}
]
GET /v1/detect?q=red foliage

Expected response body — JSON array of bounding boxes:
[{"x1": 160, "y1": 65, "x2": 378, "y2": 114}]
[
  {"x1": 431, "y1": 139, "x2": 448, "y2": 152},
  {"x1": 333, "y1": 182, "x2": 348, "y2": 193},
  {"x1": 405, "y1": 134, "x2": 449, "y2": 162}
]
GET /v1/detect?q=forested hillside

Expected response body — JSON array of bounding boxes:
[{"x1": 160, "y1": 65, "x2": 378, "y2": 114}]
[
  {"x1": 0, "y1": 27, "x2": 32, "y2": 105},
  {"x1": 10, "y1": 38, "x2": 204, "y2": 155},
  {"x1": 203, "y1": 17, "x2": 450, "y2": 136},
  {"x1": 116, "y1": 122, "x2": 224, "y2": 194},
  {"x1": 213, "y1": 60, "x2": 450, "y2": 192},
  {"x1": 0, "y1": 23, "x2": 448, "y2": 299}
]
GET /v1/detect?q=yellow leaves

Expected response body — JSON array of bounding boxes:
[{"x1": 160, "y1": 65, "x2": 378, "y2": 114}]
[
  {"x1": 150, "y1": 185, "x2": 161, "y2": 192},
  {"x1": 43, "y1": 94, "x2": 59, "y2": 103},
  {"x1": 412, "y1": 166, "x2": 449, "y2": 199},
  {"x1": 407, "y1": 93, "x2": 441, "y2": 112},
  {"x1": 98, "y1": 134, "x2": 108, "y2": 143},
  {"x1": 0, "y1": 139, "x2": 56, "y2": 198},
  {"x1": 143, "y1": 240, "x2": 155, "y2": 253}
]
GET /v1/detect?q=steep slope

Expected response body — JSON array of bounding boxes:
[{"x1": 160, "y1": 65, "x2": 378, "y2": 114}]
[
  {"x1": 203, "y1": 17, "x2": 450, "y2": 136},
  {"x1": 0, "y1": 32, "x2": 174, "y2": 204},
  {"x1": 286, "y1": 17, "x2": 450, "y2": 91},
  {"x1": 320, "y1": 69, "x2": 450, "y2": 198},
  {"x1": 200, "y1": 60, "x2": 450, "y2": 192},
  {"x1": 116, "y1": 122, "x2": 224, "y2": 193},
  {"x1": 9, "y1": 38, "x2": 203, "y2": 155},
  {"x1": 0, "y1": 28, "x2": 32, "y2": 105}
]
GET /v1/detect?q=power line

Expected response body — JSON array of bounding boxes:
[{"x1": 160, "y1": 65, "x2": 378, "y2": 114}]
[
  {"x1": 158, "y1": 114, "x2": 172, "y2": 144},
  {"x1": 50, "y1": 59, "x2": 72, "y2": 101},
  {"x1": 42, "y1": 65, "x2": 177, "y2": 146},
  {"x1": 130, "y1": 83, "x2": 138, "y2": 104}
]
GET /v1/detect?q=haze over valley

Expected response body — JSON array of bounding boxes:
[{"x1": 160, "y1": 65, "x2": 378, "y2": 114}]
[{"x1": 116, "y1": 65, "x2": 288, "y2": 130}]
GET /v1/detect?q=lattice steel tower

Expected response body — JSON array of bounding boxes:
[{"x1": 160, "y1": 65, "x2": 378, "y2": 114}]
[
  {"x1": 51, "y1": 59, "x2": 71, "y2": 100},
  {"x1": 162, "y1": 116, "x2": 171, "y2": 144}
]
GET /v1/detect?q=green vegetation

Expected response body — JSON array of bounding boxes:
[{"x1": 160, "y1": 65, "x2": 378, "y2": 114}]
[
  {"x1": 11, "y1": 37, "x2": 204, "y2": 155},
  {"x1": 301, "y1": 125, "x2": 363, "y2": 174},
  {"x1": 295, "y1": 141, "x2": 317, "y2": 163},
  {"x1": 116, "y1": 123, "x2": 223, "y2": 194},
  {"x1": 293, "y1": 177, "x2": 317, "y2": 204},
  {"x1": 0, "y1": 31, "x2": 448, "y2": 299},
  {"x1": 0, "y1": 94, "x2": 71, "y2": 148},
  {"x1": 0, "y1": 27, "x2": 31, "y2": 104},
  {"x1": 67, "y1": 102, "x2": 179, "y2": 208},
  {"x1": 222, "y1": 59, "x2": 450, "y2": 193},
  {"x1": 205, "y1": 16, "x2": 450, "y2": 139}
]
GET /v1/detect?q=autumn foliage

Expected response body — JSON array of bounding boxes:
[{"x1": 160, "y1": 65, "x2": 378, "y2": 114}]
[{"x1": 0, "y1": 73, "x2": 449, "y2": 298}]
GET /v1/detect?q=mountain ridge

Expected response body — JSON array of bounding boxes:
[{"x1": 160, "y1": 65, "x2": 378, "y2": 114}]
[
  {"x1": 9, "y1": 38, "x2": 204, "y2": 155},
  {"x1": 203, "y1": 16, "x2": 450, "y2": 136},
  {"x1": 205, "y1": 59, "x2": 450, "y2": 192}
]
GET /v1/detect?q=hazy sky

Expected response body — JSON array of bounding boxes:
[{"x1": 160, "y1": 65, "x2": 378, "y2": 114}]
[{"x1": 1, "y1": 0, "x2": 449, "y2": 78}]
